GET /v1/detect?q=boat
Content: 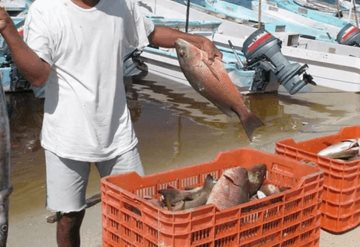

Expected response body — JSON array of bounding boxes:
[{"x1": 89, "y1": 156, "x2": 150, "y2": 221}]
[
  {"x1": 292, "y1": 0, "x2": 343, "y2": 13},
  {"x1": 216, "y1": 31, "x2": 360, "y2": 92},
  {"x1": 0, "y1": 0, "x2": 31, "y2": 17},
  {"x1": 0, "y1": 0, "x2": 32, "y2": 93},
  {"x1": 0, "y1": 16, "x2": 29, "y2": 93},
  {"x1": 283, "y1": 0, "x2": 360, "y2": 28},
  {"x1": 271, "y1": 0, "x2": 357, "y2": 28},
  {"x1": 138, "y1": 0, "x2": 360, "y2": 92},
  {"x1": 141, "y1": 41, "x2": 280, "y2": 93},
  {"x1": 145, "y1": 16, "x2": 279, "y2": 92},
  {"x1": 141, "y1": 15, "x2": 315, "y2": 94},
  {"x1": 173, "y1": 0, "x2": 339, "y2": 42},
  {"x1": 149, "y1": 16, "x2": 223, "y2": 33}
]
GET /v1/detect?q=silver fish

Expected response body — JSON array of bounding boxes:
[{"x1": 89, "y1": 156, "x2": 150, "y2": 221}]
[
  {"x1": 318, "y1": 139, "x2": 360, "y2": 159},
  {"x1": 259, "y1": 184, "x2": 281, "y2": 196},
  {"x1": 0, "y1": 81, "x2": 11, "y2": 247},
  {"x1": 159, "y1": 174, "x2": 215, "y2": 211}
]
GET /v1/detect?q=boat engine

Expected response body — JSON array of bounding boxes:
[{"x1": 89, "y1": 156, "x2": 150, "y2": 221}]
[
  {"x1": 242, "y1": 29, "x2": 314, "y2": 95},
  {"x1": 336, "y1": 23, "x2": 360, "y2": 47}
]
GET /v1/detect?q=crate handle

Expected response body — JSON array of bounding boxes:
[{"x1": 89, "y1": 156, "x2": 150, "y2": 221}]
[
  {"x1": 272, "y1": 163, "x2": 295, "y2": 178},
  {"x1": 277, "y1": 138, "x2": 296, "y2": 145},
  {"x1": 120, "y1": 193, "x2": 143, "y2": 216},
  {"x1": 299, "y1": 159, "x2": 318, "y2": 167}
]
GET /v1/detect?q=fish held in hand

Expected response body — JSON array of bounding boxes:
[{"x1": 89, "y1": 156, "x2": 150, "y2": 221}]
[
  {"x1": 206, "y1": 167, "x2": 250, "y2": 210},
  {"x1": 318, "y1": 139, "x2": 360, "y2": 159},
  {"x1": 175, "y1": 38, "x2": 263, "y2": 140}
]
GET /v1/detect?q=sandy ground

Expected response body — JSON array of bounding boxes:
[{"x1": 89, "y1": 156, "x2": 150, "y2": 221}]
[
  {"x1": 6, "y1": 84, "x2": 360, "y2": 246},
  {"x1": 8, "y1": 118, "x2": 360, "y2": 247},
  {"x1": 7, "y1": 202, "x2": 360, "y2": 247}
]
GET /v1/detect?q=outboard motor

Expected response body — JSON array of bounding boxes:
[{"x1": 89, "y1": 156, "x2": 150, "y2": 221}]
[
  {"x1": 242, "y1": 29, "x2": 314, "y2": 95},
  {"x1": 336, "y1": 23, "x2": 360, "y2": 47}
]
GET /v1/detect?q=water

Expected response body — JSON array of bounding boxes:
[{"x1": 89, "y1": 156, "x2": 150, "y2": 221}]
[{"x1": 5, "y1": 73, "x2": 360, "y2": 246}]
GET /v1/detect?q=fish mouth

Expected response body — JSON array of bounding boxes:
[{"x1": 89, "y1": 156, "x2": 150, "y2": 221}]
[
  {"x1": 175, "y1": 38, "x2": 189, "y2": 57},
  {"x1": 175, "y1": 38, "x2": 188, "y2": 47}
]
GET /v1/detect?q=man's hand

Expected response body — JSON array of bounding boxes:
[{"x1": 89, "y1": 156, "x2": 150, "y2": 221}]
[
  {"x1": 0, "y1": 6, "x2": 12, "y2": 33},
  {"x1": 198, "y1": 37, "x2": 223, "y2": 62},
  {"x1": 0, "y1": 6, "x2": 51, "y2": 86},
  {"x1": 148, "y1": 26, "x2": 223, "y2": 61}
]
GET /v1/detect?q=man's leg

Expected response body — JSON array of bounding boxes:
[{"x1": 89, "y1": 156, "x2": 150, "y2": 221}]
[
  {"x1": 96, "y1": 146, "x2": 144, "y2": 177},
  {"x1": 57, "y1": 210, "x2": 85, "y2": 247},
  {"x1": 45, "y1": 150, "x2": 90, "y2": 247}
]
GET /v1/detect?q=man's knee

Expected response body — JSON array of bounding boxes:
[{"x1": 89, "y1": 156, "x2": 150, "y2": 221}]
[
  {"x1": 57, "y1": 210, "x2": 86, "y2": 228},
  {"x1": 57, "y1": 210, "x2": 86, "y2": 247}
]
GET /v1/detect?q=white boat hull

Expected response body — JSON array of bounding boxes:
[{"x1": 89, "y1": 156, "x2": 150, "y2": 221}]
[
  {"x1": 140, "y1": 47, "x2": 280, "y2": 94},
  {"x1": 138, "y1": 0, "x2": 360, "y2": 93}
]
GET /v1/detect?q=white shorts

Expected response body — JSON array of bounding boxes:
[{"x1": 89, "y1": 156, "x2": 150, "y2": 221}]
[{"x1": 45, "y1": 147, "x2": 144, "y2": 213}]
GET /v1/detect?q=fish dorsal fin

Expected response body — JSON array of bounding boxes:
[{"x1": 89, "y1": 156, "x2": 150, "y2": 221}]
[{"x1": 223, "y1": 168, "x2": 248, "y2": 187}]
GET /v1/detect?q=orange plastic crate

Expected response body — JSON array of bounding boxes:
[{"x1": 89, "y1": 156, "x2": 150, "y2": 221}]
[
  {"x1": 101, "y1": 148, "x2": 323, "y2": 247},
  {"x1": 275, "y1": 125, "x2": 360, "y2": 233}
]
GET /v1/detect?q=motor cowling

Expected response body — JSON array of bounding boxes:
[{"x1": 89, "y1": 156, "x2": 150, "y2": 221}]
[
  {"x1": 336, "y1": 23, "x2": 360, "y2": 47},
  {"x1": 242, "y1": 29, "x2": 314, "y2": 95}
]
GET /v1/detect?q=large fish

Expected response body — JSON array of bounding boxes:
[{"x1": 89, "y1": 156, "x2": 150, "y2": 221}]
[
  {"x1": 206, "y1": 167, "x2": 250, "y2": 210},
  {"x1": 0, "y1": 81, "x2": 11, "y2": 247},
  {"x1": 318, "y1": 139, "x2": 360, "y2": 159},
  {"x1": 175, "y1": 39, "x2": 263, "y2": 140}
]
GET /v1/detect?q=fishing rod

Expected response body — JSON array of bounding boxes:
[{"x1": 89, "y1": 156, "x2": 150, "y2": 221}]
[
  {"x1": 186, "y1": 0, "x2": 191, "y2": 33},
  {"x1": 228, "y1": 40, "x2": 244, "y2": 69},
  {"x1": 258, "y1": 0, "x2": 262, "y2": 29},
  {"x1": 352, "y1": 0, "x2": 359, "y2": 27},
  {"x1": 46, "y1": 193, "x2": 101, "y2": 223}
]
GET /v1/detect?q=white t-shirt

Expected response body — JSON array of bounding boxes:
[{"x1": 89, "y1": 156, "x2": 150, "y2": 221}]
[{"x1": 23, "y1": 0, "x2": 154, "y2": 161}]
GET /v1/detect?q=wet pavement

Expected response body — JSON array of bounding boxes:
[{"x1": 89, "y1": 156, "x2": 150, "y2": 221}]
[{"x1": 5, "y1": 73, "x2": 360, "y2": 246}]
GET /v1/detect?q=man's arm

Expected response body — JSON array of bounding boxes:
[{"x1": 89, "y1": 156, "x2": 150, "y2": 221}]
[
  {"x1": 0, "y1": 7, "x2": 50, "y2": 87},
  {"x1": 148, "y1": 26, "x2": 222, "y2": 60}
]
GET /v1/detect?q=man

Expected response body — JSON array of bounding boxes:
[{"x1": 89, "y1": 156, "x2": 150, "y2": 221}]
[{"x1": 0, "y1": 0, "x2": 221, "y2": 246}]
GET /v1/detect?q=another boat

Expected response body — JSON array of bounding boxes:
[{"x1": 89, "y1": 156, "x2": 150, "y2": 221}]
[
  {"x1": 0, "y1": 0, "x2": 32, "y2": 93},
  {"x1": 140, "y1": 16, "x2": 310, "y2": 94},
  {"x1": 217, "y1": 31, "x2": 360, "y2": 92},
  {"x1": 292, "y1": 0, "x2": 343, "y2": 13},
  {"x1": 173, "y1": 0, "x2": 339, "y2": 42},
  {"x1": 141, "y1": 42, "x2": 281, "y2": 93},
  {"x1": 271, "y1": 0, "x2": 357, "y2": 28},
  {"x1": 0, "y1": 0, "x2": 31, "y2": 17},
  {"x1": 138, "y1": 0, "x2": 360, "y2": 92},
  {"x1": 149, "y1": 16, "x2": 223, "y2": 33},
  {"x1": 282, "y1": 0, "x2": 360, "y2": 28},
  {"x1": 0, "y1": 16, "x2": 29, "y2": 93}
]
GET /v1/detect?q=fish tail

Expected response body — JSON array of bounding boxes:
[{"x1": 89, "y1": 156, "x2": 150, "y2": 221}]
[
  {"x1": 237, "y1": 111, "x2": 264, "y2": 141},
  {"x1": 204, "y1": 174, "x2": 215, "y2": 192}
]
